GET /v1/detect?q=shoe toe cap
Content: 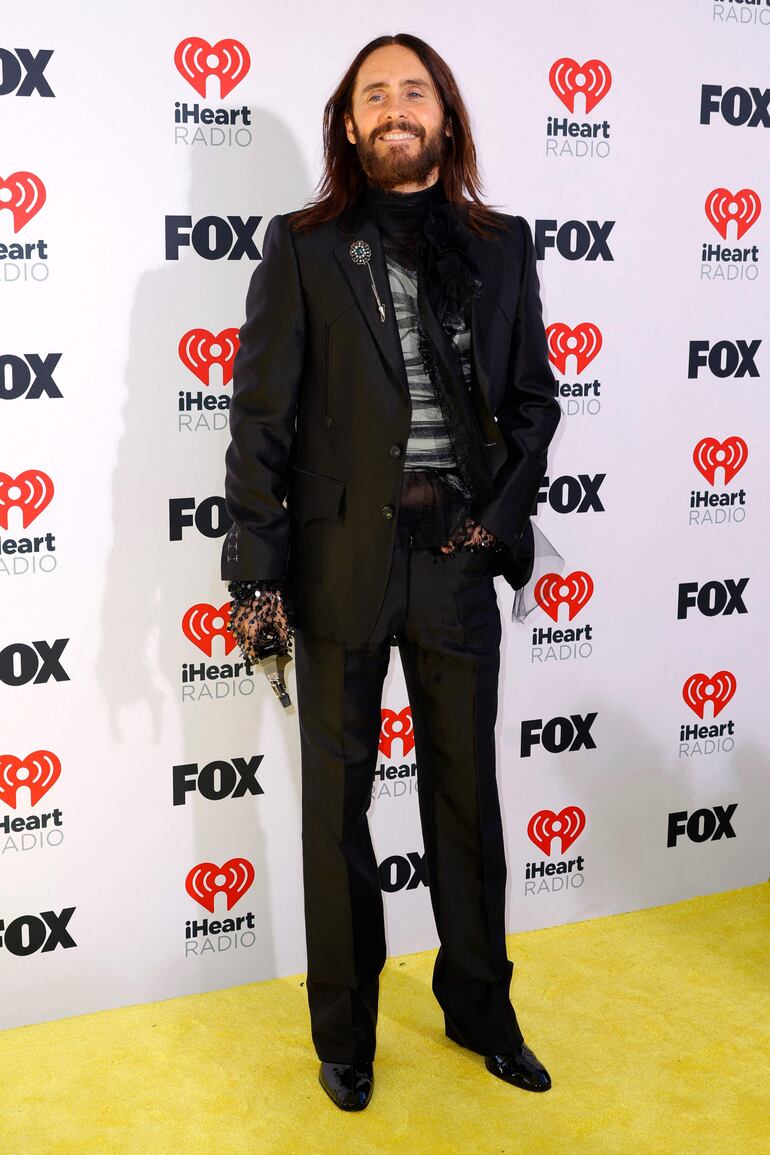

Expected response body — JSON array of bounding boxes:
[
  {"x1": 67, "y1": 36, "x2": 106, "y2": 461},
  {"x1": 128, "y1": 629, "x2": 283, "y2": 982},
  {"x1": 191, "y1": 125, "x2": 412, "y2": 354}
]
[
  {"x1": 319, "y1": 1062, "x2": 374, "y2": 1111},
  {"x1": 526, "y1": 1067, "x2": 552, "y2": 1091},
  {"x1": 485, "y1": 1044, "x2": 552, "y2": 1092}
]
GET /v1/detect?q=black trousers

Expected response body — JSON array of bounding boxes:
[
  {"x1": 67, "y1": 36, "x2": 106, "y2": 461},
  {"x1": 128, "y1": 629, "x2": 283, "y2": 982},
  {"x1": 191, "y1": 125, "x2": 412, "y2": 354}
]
[{"x1": 294, "y1": 509, "x2": 523, "y2": 1062}]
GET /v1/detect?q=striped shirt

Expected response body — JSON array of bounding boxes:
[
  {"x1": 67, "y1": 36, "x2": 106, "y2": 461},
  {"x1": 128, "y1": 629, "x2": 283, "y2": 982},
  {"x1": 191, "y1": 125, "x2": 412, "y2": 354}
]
[{"x1": 386, "y1": 255, "x2": 472, "y2": 471}]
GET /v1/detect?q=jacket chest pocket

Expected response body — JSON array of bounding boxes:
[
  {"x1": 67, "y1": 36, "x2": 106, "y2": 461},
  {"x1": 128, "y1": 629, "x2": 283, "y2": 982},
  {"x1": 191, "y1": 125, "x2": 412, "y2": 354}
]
[
  {"x1": 488, "y1": 303, "x2": 514, "y2": 399},
  {"x1": 323, "y1": 300, "x2": 358, "y2": 426}
]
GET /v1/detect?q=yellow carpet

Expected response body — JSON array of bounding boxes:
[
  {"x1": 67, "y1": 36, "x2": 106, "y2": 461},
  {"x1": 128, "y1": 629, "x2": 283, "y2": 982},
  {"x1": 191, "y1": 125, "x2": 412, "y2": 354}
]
[{"x1": 2, "y1": 884, "x2": 768, "y2": 1155}]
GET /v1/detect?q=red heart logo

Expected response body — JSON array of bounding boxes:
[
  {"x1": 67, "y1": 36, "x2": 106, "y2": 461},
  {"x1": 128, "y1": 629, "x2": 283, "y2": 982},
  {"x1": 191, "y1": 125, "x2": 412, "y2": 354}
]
[
  {"x1": 182, "y1": 602, "x2": 236, "y2": 657},
  {"x1": 178, "y1": 328, "x2": 239, "y2": 386},
  {"x1": 174, "y1": 38, "x2": 250, "y2": 99},
  {"x1": 528, "y1": 806, "x2": 586, "y2": 856},
  {"x1": 692, "y1": 436, "x2": 748, "y2": 485},
  {"x1": 549, "y1": 58, "x2": 612, "y2": 114},
  {"x1": 379, "y1": 708, "x2": 415, "y2": 758},
  {"x1": 0, "y1": 172, "x2": 46, "y2": 233},
  {"x1": 185, "y1": 858, "x2": 255, "y2": 912},
  {"x1": 705, "y1": 188, "x2": 761, "y2": 241},
  {"x1": 0, "y1": 470, "x2": 54, "y2": 530},
  {"x1": 535, "y1": 571, "x2": 594, "y2": 623},
  {"x1": 682, "y1": 672, "x2": 736, "y2": 719},
  {"x1": 546, "y1": 322, "x2": 603, "y2": 375},
  {"x1": 0, "y1": 751, "x2": 61, "y2": 810}
]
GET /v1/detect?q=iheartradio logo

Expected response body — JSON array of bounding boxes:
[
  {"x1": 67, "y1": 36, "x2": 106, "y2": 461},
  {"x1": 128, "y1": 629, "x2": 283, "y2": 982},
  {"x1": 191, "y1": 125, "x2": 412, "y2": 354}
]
[
  {"x1": 692, "y1": 437, "x2": 748, "y2": 485},
  {"x1": 379, "y1": 708, "x2": 415, "y2": 758},
  {"x1": 546, "y1": 323, "x2": 602, "y2": 375},
  {"x1": 182, "y1": 602, "x2": 236, "y2": 657},
  {"x1": 0, "y1": 470, "x2": 54, "y2": 529},
  {"x1": 535, "y1": 572, "x2": 594, "y2": 622},
  {"x1": 528, "y1": 806, "x2": 586, "y2": 855},
  {"x1": 0, "y1": 750, "x2": 60, "y2": 809},
  {"x1": 0, "y1": 172, "x2": 46, "y2": 233},
  {"x1": 178, "y1": 328, "x2": 239, "y2": 386},
  {"x1": 682, "y1": 672, "x2": 736, "y2": 719},
  {"x1": 174, "y1": 37, "x2": 250, "y2": 99},
  {"x1": 549, "y1": 58, "x2": 612, "y2": 114},
  {"x1": 705, "y1": 188, "x2": 761, "y2": 240},
  {"x1": 185, "y1": 857, "x2": 254, "y2": 912}
]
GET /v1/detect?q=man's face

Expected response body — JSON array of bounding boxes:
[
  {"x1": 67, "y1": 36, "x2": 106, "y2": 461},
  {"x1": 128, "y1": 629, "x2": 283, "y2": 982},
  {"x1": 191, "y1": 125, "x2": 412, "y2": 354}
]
[{"x1": 344, "y1": 44, "x2": 450, "y2": 192}]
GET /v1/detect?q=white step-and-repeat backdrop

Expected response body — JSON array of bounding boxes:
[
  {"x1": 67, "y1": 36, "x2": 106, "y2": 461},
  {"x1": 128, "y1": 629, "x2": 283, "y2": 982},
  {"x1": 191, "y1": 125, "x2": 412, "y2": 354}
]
[{"x1": 2, "y1": 1, "x2": 768, "y2": 1030}]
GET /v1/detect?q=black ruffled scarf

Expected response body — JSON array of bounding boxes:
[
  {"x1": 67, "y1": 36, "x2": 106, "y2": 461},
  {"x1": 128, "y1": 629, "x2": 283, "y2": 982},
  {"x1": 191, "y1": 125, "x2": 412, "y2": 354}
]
[{"x1": 362, "y1": 181, "x2": 481, "y2": 333}]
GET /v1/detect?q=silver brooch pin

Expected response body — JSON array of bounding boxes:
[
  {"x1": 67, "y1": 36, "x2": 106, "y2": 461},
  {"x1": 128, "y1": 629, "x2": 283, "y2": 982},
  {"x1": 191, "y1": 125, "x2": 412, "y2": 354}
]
[{"x1": 349, "y1": 239, "x2": 386, "y2": 323}]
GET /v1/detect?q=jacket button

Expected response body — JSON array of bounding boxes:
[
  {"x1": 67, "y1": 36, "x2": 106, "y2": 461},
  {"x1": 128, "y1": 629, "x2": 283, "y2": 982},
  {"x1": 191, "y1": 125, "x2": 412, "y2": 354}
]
[
  {"x1": 381, "y1": 505, "x2": 394, "y2": 520},
  {"x1": 389, "y1": 444, "x2": 402, "y2": 458}
]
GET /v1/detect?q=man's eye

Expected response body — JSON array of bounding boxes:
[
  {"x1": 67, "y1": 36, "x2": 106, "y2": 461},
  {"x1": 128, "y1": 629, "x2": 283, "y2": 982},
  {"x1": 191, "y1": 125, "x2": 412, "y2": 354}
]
[
  {"x1": 407, "y1": 91, "x2": 423, "y2": 98},
  {"x1": 367, "y1": 93, "x2": 384, "y2": 102}
]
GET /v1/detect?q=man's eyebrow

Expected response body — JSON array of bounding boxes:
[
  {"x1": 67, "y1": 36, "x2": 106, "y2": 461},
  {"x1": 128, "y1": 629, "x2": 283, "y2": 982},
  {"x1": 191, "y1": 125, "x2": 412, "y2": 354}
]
[{"x1": 358, "y1": 78, "x2": 431, "y2": 95}]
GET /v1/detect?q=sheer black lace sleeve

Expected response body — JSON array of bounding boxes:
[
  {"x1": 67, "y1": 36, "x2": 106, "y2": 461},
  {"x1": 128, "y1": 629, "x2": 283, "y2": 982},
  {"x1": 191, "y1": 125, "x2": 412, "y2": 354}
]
[{"x1": 226, "y1": 580, "x2": 293, "y2": 663}]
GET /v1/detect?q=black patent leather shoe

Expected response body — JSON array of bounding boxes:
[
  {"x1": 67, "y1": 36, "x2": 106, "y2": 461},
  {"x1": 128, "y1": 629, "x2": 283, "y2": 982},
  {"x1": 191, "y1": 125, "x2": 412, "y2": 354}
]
[
  {"x1": 485, "y1": 1042, "x2": 552, "y2": 1092},
  {"x1": 319, "y1": 1061, "x2": 374, "y2": 1111}
]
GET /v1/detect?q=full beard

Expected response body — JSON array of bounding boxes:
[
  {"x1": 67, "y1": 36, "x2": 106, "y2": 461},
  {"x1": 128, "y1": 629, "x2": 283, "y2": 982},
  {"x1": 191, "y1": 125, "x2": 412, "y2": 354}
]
[{"x1": 354, "y1": 119, "x2": 446, "y2": 190}]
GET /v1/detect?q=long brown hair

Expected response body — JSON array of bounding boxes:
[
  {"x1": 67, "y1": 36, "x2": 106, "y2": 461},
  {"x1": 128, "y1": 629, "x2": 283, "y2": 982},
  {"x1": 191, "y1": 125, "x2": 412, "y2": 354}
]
[{"x1": 291, "y1": 33, "x2": 503, "y2": 236}]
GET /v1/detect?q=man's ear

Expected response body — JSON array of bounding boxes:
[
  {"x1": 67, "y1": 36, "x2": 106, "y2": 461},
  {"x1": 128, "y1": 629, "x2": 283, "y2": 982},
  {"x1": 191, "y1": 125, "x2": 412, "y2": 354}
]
[
  {"x1": 445, "y1": 116, "x2": 453, "y2": 137},
  {"x1": 344, "y1": 112, "x2": 356, "y2": 144}
]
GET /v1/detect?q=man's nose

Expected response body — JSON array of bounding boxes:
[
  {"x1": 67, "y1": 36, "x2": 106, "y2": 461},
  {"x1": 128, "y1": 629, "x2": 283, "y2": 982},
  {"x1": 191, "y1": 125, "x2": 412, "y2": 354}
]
[
  {"x1": 384, "y1": 98, "x2": 410, "y2": 122},
  {"x1": 382, "y1": 109, "x2": 407, "y2": 129}
]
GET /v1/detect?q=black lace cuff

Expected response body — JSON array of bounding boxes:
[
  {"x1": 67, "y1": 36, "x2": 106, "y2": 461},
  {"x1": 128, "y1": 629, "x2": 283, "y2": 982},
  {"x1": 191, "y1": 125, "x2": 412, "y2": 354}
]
[{"x1": 227, "y1": 579, "x2": 283, "y2": 607}]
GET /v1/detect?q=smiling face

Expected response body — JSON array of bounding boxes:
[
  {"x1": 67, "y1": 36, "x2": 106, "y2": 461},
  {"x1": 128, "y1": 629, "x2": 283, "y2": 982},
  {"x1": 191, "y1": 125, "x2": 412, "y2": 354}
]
[{"x1": 344, "y1": 44, "x2": 450, "y2": 192}]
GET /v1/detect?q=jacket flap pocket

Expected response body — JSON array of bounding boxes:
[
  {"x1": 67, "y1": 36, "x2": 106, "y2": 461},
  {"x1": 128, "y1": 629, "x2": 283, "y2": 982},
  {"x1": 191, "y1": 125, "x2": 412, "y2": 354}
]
[{"x1": 289, "y1": 466, "x2": 345, "y2": 526}]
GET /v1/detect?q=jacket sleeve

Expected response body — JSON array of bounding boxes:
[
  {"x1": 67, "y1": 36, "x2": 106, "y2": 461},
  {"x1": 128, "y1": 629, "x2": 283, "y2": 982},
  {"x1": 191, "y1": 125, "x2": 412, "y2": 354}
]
[
  {"x1": 476, "y1": 215, "x2": 561, "y2": 551},
  {"x1": 221, "y1": 214, "x2": 305, "y2": 581}
]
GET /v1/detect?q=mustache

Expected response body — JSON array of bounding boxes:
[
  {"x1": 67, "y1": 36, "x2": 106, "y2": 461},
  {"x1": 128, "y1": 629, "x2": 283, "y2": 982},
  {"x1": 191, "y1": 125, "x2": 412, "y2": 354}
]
[{"x1": 370, "y1": 120, "x2": 425, "y2": 143}]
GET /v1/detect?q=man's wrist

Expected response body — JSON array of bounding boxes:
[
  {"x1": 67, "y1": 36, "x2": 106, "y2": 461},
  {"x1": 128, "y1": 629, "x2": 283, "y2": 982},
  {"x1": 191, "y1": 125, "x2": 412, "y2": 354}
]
[{"x1": 227, "y1": 579, "x2": 284, "y2": 607}]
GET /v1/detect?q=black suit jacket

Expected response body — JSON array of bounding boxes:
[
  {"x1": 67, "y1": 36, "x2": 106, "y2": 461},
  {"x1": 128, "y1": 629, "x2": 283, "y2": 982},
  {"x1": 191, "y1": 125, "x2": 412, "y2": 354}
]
[{"x1": 221, "y1": 199, "x2": 561, "y2": 646}]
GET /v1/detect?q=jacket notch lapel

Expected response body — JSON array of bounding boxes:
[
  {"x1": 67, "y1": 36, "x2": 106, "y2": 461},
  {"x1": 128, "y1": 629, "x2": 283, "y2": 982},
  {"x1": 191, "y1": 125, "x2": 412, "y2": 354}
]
[
  {"x1": 468, "y1": 235, "x2": 504, "y2": 408},
  {"x1": 333, "y1": 222, "x2": 409, "y2": 399},
  {"x1": 467, "y1": 237, "x2": 509, "y2": 474}
]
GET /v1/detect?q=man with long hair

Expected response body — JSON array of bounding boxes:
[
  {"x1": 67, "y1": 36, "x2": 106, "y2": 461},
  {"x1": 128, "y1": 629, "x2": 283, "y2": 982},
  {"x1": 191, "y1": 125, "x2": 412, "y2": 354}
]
[{"x1": 222, "y1": 34, "x2": 561, "y2": 1111}]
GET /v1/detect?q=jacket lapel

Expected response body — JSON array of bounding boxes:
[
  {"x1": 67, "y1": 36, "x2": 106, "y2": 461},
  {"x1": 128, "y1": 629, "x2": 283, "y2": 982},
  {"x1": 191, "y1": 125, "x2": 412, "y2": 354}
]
[
  {"x1": 468, "y1": 234, "x2": 509, "y2": 476},
  {"x1": 468, "y1": 231, "x2": 504, "y2": 410},
  {"x1": 332, "y1": 205, "x2": 509, "y2": 467},
  {"x1": 416, "y1": 239, "x2": 509, "y2": 482},
  {"x1": 333, "y1": 221, "x2": 410, "y2": 399}
]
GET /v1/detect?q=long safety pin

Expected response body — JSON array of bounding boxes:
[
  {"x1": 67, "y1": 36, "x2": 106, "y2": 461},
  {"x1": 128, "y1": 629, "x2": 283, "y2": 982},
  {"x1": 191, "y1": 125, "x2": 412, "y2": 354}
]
[{"x1": 349, "y1": 239, "x2": 386, "y2": 323}]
